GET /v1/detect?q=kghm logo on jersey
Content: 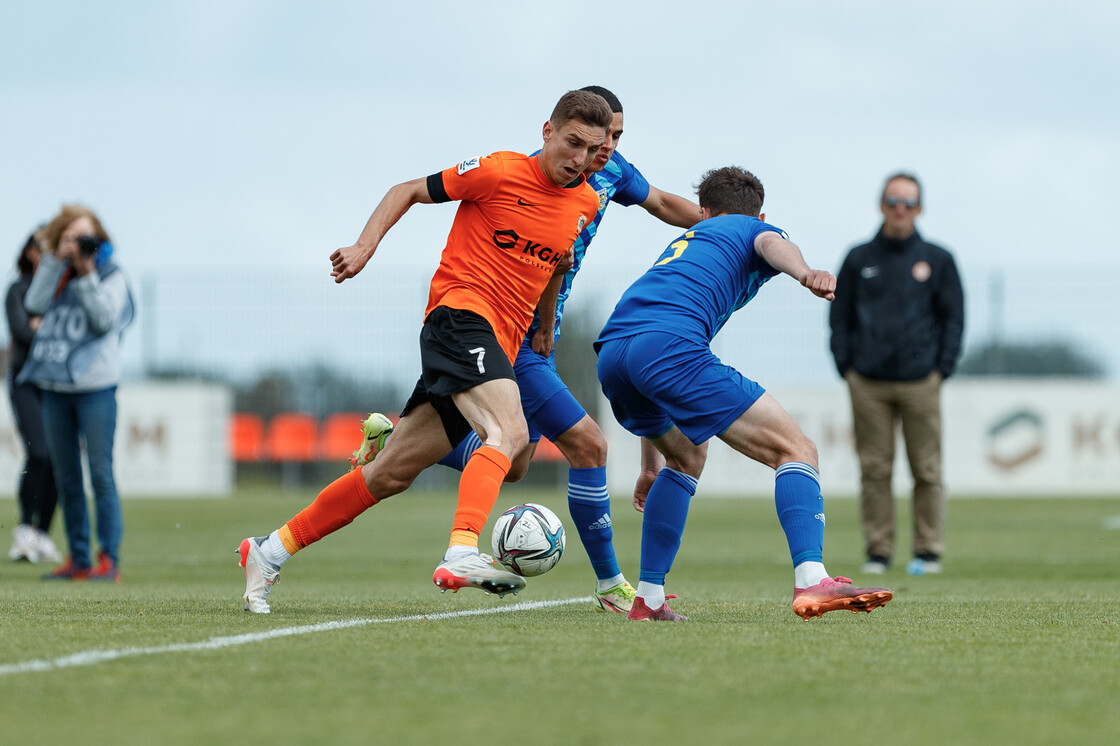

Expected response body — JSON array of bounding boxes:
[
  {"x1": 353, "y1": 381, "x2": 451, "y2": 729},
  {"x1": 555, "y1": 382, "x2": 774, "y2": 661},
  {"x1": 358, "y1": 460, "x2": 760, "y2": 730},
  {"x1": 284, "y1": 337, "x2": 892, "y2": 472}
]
[
  {"x1": 491, "y1": 229, "x2": 565, "y2": 268},
  {"x1": 457, "y1": 157, "x2": 481, "y2": 175},
  {"x1": 577, "y1": 215, "x2": 587, "y2": 232}
]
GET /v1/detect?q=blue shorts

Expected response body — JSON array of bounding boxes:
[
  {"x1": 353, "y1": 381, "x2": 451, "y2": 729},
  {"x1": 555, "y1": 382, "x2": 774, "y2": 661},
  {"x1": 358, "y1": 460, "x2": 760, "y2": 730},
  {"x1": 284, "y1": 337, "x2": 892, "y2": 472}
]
[
  {"x1": 513, "y1": 337, "x2": 587, "y2": 442},
  {"x1": 595, "y1": 332, "x2": 764, "y2": 445}
]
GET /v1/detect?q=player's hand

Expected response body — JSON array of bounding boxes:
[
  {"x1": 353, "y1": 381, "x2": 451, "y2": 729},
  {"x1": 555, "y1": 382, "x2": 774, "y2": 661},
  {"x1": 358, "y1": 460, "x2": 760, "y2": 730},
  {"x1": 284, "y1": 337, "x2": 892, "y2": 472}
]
[
  {"x1": 555, "y1": 250, "x2": 574, "y2": 274},
  {"x1": 801, "y1": 269, "x2": 836, "y2": 301},
  {"x1": 632, "y1": 470, "x2": 657, "y2": 513},
  {"x1": 330, "y1": 243, "x2": 374, "y2": 284},
  {"x1": 531, "y1": 327, "x2": 554, "y2": 357},
  {"x1": 70, "y1": 250, "x2": 97, "y2": 277}
]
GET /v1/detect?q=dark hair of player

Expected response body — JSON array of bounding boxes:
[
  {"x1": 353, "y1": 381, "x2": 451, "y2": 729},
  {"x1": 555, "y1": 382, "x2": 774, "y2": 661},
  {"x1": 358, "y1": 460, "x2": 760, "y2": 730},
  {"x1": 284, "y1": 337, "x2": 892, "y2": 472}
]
[
  {"x1": 696, "y1": 166, "x2": 765, "y2": 217},
  {"x1": 550, "y1": 90, "x2": 613, "y2": 130},
  {"x1": 579, "y1": 85, "x2": 623, "y2": 114}
]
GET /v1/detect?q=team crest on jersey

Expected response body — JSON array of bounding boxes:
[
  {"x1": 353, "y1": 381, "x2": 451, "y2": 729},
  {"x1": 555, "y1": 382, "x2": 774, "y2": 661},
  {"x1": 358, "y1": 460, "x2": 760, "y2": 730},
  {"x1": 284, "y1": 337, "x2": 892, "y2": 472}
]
[
  {"x1": 456, "y1": 157, "x2": 481, "y2": 175},
  {"x1": 596, "y1": 188, "x2": 609, "y2": 211},
  {"x1": 912, "y1": 260, "x2": 932, "y2": 282},
  {"x1": 577, "y1": 215, "x2": 587, "y2": 232}
]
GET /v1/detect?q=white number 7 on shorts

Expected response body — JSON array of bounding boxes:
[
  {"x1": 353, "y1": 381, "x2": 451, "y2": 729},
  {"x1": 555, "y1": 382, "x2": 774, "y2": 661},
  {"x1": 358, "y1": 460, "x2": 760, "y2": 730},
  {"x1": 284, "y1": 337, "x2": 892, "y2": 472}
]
[{"x1": 468, "y1": 347, "x2": 486, "y2": 374}]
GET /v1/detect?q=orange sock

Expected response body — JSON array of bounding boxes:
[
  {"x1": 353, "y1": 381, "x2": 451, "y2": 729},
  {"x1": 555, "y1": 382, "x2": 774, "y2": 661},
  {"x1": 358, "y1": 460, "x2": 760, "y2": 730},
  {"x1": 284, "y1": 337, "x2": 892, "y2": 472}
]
[
  {"x1": 449, "y1": 446, "x2": 511, "y2": 548},
  {"x1": 282, "y1": 468, "x2": 378, "y2": 553}
]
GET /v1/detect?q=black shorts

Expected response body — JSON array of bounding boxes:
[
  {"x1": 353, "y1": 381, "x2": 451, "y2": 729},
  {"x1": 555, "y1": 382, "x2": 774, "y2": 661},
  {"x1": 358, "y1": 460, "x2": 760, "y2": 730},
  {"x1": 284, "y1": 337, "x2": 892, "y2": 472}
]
[{"x1": 401, "y1": 306, "x2": 516, "y2": 446}]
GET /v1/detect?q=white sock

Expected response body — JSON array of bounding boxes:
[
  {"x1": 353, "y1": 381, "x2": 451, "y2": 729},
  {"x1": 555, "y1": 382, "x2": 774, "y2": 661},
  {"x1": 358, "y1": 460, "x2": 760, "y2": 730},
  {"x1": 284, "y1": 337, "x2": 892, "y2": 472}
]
[
  {"x1": 597, "y1": 573, "x2": 626, "y2": 593},
  {"x1": 636, "y1": 580, "x2": 665, "y2": 609},
  {"x1": 260, "y1": 531, "x2": 292, "y2": 568},
  {"x1": 443, "y1": 544, "x2": 477, "y2": 562},
  {"x1": 794, "y1": 561, "x2": 829, "y2": 589}
]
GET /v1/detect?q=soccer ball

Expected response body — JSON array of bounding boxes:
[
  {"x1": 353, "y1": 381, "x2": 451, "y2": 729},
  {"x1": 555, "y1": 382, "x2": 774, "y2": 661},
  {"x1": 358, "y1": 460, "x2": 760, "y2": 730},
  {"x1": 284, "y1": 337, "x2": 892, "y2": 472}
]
[{"x1": 491, "y1": 503, "x2": 565, "y2": 577}]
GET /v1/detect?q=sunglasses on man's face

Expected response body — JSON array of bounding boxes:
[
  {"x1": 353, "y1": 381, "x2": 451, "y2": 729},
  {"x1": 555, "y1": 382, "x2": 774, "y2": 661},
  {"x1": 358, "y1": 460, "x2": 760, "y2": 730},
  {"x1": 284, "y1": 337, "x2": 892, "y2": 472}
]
[{"x1": 883, "y1": 196, "x2": 920, "y2": 209}]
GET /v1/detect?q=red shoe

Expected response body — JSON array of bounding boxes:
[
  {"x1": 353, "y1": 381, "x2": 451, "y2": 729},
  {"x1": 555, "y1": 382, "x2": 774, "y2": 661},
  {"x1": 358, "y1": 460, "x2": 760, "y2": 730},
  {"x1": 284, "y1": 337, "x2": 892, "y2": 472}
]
[
  {"x1": 42, "y1": 557, "x2": 91, "y2": 581},
  {"x1": 89, "y1": 552, "x2": 121, "y2": 583},
  {"x1": 792, "y1": 576, "x2": 892, "y2": 620},
  {"x1": 627, "y1": 596, "x2": 689, "y2": 622}
]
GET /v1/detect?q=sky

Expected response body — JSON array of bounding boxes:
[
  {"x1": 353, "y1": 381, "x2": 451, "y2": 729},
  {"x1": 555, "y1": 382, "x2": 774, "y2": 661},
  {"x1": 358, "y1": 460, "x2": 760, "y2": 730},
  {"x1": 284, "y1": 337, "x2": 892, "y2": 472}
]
[{"x1": 2, "y1": 1, "x2": 1118, "y2": 384}]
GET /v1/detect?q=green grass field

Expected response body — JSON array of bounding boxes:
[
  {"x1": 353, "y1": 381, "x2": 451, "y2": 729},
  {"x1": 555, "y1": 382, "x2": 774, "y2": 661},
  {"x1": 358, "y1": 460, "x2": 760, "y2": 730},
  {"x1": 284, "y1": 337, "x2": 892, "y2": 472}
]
[{"x1": 2, "y1": 488, "x2": 1118, "y2": 745}]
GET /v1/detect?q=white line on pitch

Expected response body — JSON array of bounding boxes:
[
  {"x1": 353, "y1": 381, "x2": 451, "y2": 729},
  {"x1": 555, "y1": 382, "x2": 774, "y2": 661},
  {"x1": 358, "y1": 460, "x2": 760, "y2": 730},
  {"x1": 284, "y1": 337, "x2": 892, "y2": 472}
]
[{"x1": 0, "y1": 596, "x2": 587, "y2": 677}]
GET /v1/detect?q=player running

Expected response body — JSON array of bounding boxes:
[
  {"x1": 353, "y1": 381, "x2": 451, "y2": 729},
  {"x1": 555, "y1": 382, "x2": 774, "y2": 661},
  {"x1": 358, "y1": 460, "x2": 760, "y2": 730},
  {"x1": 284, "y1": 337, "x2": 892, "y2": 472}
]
[
  {"x1": 237, "y1": 90, "x2": 612, "y2": 613},
  {"x1": 594, "y1": 166, "x2": 894, "y2": 621},
  {"x1": 350, "y1": 86, "x2": 701, "y2": 614}
]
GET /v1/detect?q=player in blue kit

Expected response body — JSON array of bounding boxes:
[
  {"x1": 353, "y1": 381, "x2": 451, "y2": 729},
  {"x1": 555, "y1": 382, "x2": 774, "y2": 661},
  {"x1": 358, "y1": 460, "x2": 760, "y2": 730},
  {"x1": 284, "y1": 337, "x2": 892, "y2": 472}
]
[
  {"x1": 594, "y1": 166, "x2": 895, "y2": 622},
  {"x1": 350, "y1": 86, "x2": 700, "y2": 613}
]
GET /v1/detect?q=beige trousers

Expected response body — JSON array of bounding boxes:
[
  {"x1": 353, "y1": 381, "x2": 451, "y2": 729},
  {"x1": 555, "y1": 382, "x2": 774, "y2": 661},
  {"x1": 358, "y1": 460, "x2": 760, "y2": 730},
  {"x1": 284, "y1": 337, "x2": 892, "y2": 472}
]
[{"x1": 845, "y1": 370, "x2": 945, "y2": 561}]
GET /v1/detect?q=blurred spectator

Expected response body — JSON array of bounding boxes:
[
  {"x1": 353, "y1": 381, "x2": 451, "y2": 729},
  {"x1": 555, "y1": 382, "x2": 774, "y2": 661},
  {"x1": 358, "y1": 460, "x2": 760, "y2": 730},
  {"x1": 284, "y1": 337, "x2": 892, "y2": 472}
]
[
  {"x1": 829, "y1": 173, "x2": 964, "y2": 577},
  {"x1": 20, "y1": 205, "x2": 135, "y2": 582},
  {"x1": 5, "y1": 228, "x2": 61, "y2": 564}
]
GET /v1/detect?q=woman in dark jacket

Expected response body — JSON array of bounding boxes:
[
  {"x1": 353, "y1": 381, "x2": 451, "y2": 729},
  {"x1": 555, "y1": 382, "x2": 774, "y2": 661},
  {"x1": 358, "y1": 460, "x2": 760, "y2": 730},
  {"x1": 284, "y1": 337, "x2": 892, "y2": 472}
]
[{"x1": 5, "y1": 230, "x2": 61, "y2": 564}]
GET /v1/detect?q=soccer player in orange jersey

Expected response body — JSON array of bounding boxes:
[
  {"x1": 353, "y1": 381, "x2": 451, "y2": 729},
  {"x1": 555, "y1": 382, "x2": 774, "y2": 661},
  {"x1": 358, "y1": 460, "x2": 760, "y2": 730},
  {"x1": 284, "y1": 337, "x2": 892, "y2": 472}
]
[
  {"x1": 350, "y1": 86, "x2": 702, "y2": 615},
  {"x1": 237, "y1": 91, "x2": 612, "y2": 613}
]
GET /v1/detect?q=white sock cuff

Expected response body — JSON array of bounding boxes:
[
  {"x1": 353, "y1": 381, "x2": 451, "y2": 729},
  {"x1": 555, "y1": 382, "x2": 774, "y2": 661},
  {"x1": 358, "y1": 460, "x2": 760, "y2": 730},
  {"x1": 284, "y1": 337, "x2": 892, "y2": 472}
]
[
  {"x1": 261, "y1": 531, "x2": 292, "y2": 567},
  {"x1": 636, "y1": 580, "x2": 665, "y2": 609},
  {"x1": 776, "y1": 461, "x2": 820, "y2": 487}
]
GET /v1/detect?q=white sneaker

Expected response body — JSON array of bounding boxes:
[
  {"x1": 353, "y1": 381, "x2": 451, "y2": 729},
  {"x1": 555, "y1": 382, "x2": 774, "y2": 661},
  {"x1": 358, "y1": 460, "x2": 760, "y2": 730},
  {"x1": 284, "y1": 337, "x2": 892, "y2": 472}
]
[
  {"x1": 238, "y1": 537, "x2": 280, "y2": 613},
  {"x1": 9, "y1": 525, "x2": 39, "y2": 563},
  {"x1": 861, "y1": 560, "x2": 888, "y2": 575},
  {"x1": 432, "y1": 551, "x2": 526, "y2": 597},
  {"x1": 35, "y1": 530, "x2": 63, "y2": 564},
  {"x1": 906, "y1": 558, "x2": 943, "y2": 576}
]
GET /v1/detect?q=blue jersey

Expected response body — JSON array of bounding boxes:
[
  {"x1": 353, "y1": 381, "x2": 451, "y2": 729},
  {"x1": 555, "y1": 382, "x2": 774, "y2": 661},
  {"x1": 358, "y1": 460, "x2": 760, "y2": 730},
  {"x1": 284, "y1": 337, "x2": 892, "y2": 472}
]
[
  {"x1": 596, "y1": 214, "x2": 783, "y2": 346},
  {"x1": 525, "y1": 150, "x2": 651, "y2": 342}
]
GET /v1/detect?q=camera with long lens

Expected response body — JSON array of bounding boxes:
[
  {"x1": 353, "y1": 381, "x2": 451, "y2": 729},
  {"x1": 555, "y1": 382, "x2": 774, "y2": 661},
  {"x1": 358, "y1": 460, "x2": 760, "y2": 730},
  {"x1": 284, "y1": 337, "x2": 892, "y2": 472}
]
[{"x1": 77, "y1": 235, "x2": 102, "y2": 258}]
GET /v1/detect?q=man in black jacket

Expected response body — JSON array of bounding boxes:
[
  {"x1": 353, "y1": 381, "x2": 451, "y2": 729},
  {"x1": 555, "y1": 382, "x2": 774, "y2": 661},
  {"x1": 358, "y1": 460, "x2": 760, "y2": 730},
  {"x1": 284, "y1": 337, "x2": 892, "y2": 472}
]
[{"x1": 830, "y1": 172, "x2": 964, "y2": 577}]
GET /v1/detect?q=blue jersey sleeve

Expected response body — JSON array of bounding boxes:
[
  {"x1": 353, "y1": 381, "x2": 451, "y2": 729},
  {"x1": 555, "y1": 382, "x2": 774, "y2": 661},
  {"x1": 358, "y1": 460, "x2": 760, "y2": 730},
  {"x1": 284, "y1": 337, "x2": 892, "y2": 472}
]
[
  {"x1": 607, "y1": 151, "x2": 651, "y2": 207},
  {"x1": 596, "y1": 215, "x2": 785, "y2": 346}
]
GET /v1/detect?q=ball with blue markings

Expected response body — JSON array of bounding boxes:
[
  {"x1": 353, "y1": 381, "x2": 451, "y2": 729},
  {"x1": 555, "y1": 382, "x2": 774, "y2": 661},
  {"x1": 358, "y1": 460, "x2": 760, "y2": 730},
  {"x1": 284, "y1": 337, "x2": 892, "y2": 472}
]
[{"x1": 491, "y1": 503, "x2": 565, "y2": 577}]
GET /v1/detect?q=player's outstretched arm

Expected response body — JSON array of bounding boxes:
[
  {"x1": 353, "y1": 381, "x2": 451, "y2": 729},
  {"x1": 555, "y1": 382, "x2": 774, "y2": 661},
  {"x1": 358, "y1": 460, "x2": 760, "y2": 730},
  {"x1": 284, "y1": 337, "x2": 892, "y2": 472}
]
[
  {"x1": 640, "y1": 186, "x2": 703, "y2": 229},
  {"x1": 330, "y1": 177, "x2": 434, "y2": 284},
  {"x1": 754, "y1": 231, "x2": 836, "y2": 301}
]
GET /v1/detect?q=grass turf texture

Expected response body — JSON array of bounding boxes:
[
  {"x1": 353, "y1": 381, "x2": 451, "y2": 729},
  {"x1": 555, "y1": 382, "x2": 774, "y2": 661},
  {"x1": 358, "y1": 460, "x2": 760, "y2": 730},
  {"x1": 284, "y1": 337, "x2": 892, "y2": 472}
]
[{"x1": 2, "y1": 488, "x2": 1118, "y2": 745}]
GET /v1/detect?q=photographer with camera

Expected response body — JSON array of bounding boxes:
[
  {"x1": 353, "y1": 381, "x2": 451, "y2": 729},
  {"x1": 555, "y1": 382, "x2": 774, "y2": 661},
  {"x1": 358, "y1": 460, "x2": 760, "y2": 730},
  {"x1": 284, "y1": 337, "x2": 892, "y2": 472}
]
[{"x1": 19, "y1": 204, "x2": 135, "y2": 582}]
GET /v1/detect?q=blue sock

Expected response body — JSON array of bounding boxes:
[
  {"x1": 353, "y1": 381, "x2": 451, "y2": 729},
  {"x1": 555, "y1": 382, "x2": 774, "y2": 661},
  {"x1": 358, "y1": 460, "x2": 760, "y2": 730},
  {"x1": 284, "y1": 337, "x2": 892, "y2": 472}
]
[
  {"x1": 566, "y1": 467, "x2": 620, "y2": 580},
  {"x1": 775, "y1": 462, "x2": 825, "y2": 566},
  {"x1": 638, "y1": 468, "x2": 697, "y2": 585},
  {"x1": 438, "y1": 431, "x2": 482, "y2": 471}
]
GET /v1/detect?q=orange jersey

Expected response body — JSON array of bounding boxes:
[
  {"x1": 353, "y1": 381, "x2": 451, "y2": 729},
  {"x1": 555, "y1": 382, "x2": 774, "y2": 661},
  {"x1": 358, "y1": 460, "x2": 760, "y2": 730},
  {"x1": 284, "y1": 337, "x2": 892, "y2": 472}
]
[{"x1": 425, "y1": 151, "x2": 598, "y2": 362}]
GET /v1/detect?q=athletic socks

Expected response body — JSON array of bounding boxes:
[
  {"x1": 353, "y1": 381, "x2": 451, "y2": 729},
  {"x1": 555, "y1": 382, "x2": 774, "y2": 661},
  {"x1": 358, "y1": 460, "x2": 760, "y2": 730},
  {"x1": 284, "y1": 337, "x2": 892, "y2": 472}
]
[
  {"x1": 597, "y1": 573, "x2": 626, "y2": 593},
  {"x1": 437, "y1": 431, "x2": 482, "y2": 471},
  {"x1": 259, "y1": 531, "x2": 292, "y2": 568},
  {"x1": 449, "y1": 446, "x2": 511, "y2": 548},
  {"x1": 442, "y1": 544, "x2": 477, "y2": 562},
  {"x1": 566, "y1": 466, "x2": 623, "y2": 581},
  {"x1": 775, "y1": 462, "x2": 829, "y2": 584},
  {"x1": 635, "y1": 580, "x2": 665, "y2": 610},
  {"x1": 280, "y1": 468, "x2": 379, "y2": 555},
  {"x1": 794, "y1": 561, "x2": 829, "y2": 590},
  {"x1": 637, "y1": 467, "x2": 697, "y2": 586}
]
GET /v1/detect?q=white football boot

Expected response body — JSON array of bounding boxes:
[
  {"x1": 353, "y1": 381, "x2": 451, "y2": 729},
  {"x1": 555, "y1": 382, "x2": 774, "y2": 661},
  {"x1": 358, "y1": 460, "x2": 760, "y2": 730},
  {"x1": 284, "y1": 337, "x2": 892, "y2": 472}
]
[{"x1": 238, "y1": 536, "x2": 280, "y2": 614}]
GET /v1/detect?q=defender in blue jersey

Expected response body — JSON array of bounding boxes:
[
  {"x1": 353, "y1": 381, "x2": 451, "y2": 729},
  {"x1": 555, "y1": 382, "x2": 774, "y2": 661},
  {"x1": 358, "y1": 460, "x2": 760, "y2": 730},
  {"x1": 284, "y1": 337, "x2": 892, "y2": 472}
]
[
  {"x1": 349, "y1": 86, "x2": 700, "y2": 614},
  {"x1": 594, "y1": 166, "x2": 894, "y2": 622}
]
